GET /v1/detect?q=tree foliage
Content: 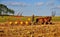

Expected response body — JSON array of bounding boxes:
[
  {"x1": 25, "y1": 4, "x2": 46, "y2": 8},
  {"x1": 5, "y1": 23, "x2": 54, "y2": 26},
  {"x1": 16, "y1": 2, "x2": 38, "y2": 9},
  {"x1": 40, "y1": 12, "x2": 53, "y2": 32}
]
[{"x1": 0, "y1": 4, "x2": 14, "y2": 15}]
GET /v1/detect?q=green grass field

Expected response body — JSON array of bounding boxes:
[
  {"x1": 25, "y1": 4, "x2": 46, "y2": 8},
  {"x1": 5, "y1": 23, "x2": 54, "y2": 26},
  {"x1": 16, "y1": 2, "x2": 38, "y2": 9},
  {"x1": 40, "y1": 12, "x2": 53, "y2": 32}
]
[{"x1": 0, "y1": 16, "x2": 60, "y2": 23}]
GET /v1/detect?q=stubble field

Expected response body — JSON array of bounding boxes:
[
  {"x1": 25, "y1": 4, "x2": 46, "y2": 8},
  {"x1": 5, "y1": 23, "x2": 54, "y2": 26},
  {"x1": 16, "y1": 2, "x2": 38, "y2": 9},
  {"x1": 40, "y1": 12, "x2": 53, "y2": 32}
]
[{"x1": 0, "y1": 16, "x2": 60, "y2": 37}]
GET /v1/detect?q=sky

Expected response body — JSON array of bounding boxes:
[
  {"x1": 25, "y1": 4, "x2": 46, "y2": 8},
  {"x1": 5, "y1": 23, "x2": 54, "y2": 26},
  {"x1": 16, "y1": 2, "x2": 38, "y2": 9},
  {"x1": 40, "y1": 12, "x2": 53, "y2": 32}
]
[{"x1": 0, "y1": 0, "x2": 60, "y2": 16}]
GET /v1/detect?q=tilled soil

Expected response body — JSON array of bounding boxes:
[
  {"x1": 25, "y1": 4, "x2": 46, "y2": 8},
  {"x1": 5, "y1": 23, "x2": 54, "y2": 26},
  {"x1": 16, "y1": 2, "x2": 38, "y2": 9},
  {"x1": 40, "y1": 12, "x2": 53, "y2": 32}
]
[{"x1": 0, "y1": 22, "x2": 60, "y2": 37}]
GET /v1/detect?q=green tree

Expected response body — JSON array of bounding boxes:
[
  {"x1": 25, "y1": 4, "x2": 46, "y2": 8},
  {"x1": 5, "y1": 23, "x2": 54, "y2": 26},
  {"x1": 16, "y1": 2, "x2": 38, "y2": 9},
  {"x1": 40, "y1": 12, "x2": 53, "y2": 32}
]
[{"x1": 0, "y1": 4, "x2": 14, "y2": 15}]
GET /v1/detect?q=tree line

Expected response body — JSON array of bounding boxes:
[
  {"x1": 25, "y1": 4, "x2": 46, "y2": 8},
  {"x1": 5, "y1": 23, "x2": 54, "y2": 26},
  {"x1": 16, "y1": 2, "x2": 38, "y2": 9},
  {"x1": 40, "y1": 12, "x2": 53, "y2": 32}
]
[{"x1": 0, "y1": 4, "x2": 14, "y2": 16}]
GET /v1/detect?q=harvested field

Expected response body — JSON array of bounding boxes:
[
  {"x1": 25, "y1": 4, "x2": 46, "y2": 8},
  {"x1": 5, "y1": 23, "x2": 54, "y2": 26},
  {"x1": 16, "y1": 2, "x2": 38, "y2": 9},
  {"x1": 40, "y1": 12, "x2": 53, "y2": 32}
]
[
  {"x1": 0, "y1": 16, "x2": 60, "y2": 37},
  {"x1": 0, "y1": 22, "x2": 60, "y2": 37}
]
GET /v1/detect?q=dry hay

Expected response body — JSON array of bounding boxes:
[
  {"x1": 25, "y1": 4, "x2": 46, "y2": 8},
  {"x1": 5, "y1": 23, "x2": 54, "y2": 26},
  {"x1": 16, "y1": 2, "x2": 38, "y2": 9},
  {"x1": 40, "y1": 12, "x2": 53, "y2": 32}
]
[{"x1": 0, "y1": 22, "x2": 60, "y2": 37}]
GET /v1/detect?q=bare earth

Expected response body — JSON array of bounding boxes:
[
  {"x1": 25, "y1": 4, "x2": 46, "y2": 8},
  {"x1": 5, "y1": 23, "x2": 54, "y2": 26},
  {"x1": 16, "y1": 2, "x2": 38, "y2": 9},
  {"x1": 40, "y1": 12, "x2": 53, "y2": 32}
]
[{"x1": 0, "y1": 22, "x2": 60, "y2": 37}]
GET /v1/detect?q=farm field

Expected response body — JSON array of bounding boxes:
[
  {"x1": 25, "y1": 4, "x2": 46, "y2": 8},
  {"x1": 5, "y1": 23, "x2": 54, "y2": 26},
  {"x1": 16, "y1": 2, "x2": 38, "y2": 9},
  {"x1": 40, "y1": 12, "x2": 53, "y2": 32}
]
[
  {"x1": 0, "y1": 16, "x2": 60, "y2": 37},
  {"x1": 0, "y1": 16, "x2": 60, "y2": 22}
]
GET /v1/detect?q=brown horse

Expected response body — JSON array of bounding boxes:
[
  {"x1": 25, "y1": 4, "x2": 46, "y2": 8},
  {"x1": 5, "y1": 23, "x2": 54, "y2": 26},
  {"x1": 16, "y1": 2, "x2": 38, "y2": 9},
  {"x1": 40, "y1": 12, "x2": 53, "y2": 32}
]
[
  {"x1": 36, "y1": 17, "x2": 44, "y2": 24},
  {"x1": 36, "y1": 16, "x2": 52, "y2": 24},
  {"x1": 44, "y1": 16, "x2": 52, "y2": 24}
]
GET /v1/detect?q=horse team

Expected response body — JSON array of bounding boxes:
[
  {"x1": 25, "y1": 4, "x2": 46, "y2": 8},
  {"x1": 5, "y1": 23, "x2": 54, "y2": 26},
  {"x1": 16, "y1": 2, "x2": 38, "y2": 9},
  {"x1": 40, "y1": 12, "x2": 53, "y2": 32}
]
[{"x1": 35, "y1": 16, "x2": 52, "y2": 24}]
